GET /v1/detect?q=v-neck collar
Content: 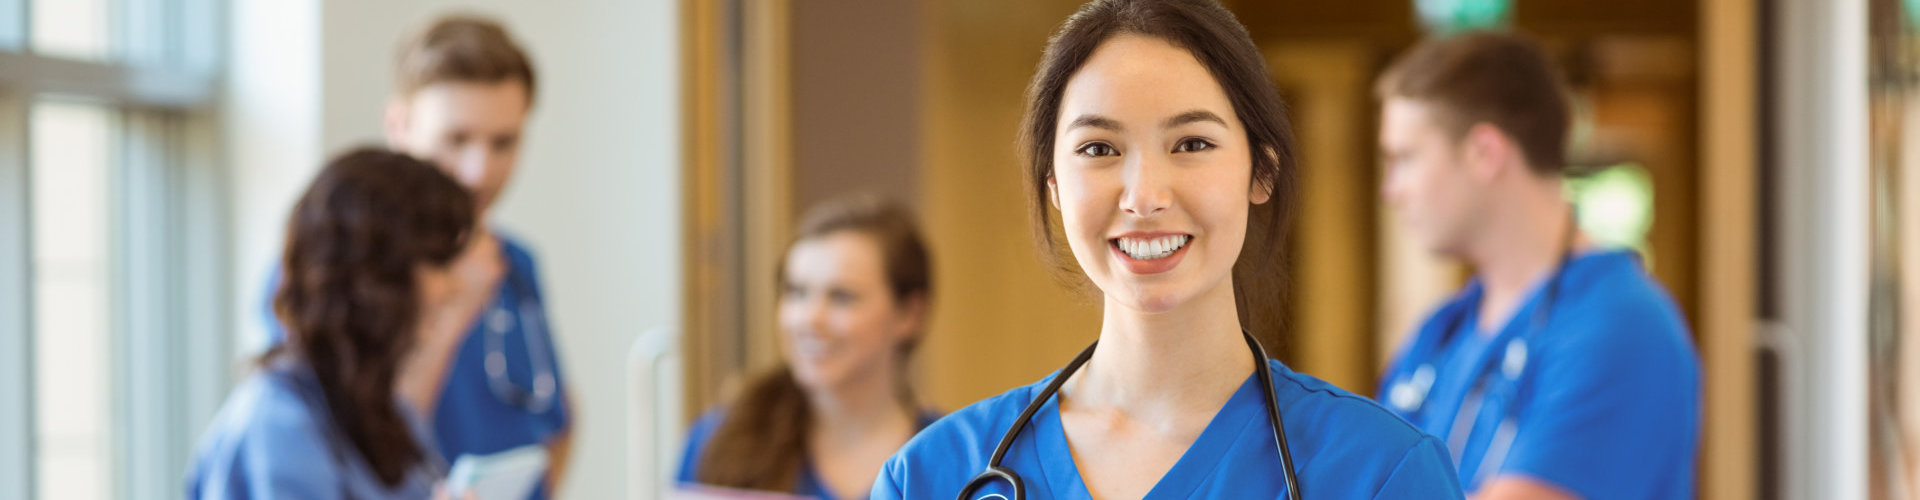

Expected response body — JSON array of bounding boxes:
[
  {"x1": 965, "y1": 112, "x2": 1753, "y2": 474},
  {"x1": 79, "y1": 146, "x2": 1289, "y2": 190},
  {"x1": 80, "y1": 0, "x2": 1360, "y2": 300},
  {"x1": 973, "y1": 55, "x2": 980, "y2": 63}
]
[
  {"x1": 798, "y1": 411, "x2": 942, "y2": 500},
  {"x1": 1032, "y1": 372, "x2": 1268, "y2": 499}
]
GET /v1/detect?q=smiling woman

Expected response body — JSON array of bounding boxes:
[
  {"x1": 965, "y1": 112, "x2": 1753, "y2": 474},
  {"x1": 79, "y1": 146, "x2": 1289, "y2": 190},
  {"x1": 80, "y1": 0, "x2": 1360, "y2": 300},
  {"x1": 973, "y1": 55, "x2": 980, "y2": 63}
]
[
  {"x1": 872, "y1": 1, "x2": 1466, "y2": 499},
  {"x1": 676, "y1": 194, "x2": 938, "y2": 500},
  {"x1": 1022, "y1": 6, "x2": 1294, "y2": 334}
]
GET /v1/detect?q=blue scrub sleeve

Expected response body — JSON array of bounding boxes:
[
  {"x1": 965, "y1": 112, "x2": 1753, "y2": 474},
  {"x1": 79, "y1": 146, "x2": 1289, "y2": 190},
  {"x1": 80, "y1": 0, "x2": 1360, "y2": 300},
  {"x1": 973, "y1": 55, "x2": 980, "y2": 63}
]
[
  {"x1": 237, "y1": 431, "x2": 341, "y2": 500},
  {"x1": 868, "y1": 455, "x2": 906, "y2": 500},
  {"x1": 1371, "y1": 436, "x2": 1465, "y2": 499},
  {"x1": 1498, "y1": 321, "x2": 1697, "y2": 499},
  {"x1": 675, "y1": 411, "x2": 725, "y2": 484},
  {"x1": 193, "y1": 403, "x2": 343, "y2": 500}
]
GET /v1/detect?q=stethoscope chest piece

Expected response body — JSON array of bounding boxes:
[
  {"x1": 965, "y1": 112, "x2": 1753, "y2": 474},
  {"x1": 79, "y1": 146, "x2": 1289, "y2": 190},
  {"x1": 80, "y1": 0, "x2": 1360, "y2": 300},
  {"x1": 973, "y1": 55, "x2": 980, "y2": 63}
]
[
  {"x1": 1501, "y1": 339, "x2": 1528, "y2": 382},
  {"x1": 489, "y1": 307, "x2": 514, "y2": 332},
  {"x1": 1389, "y1": 364, "x2": 1436, "y2": 413}
]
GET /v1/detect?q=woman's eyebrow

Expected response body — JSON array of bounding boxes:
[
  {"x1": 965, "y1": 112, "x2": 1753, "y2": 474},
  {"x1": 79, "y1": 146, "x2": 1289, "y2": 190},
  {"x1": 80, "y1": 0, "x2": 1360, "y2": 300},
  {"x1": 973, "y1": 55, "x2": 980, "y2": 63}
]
[
  {"x1": 1067, "y1": 114, "x2": 1123, "y2": 132},
  {"x1": 1164, "y1": 109, "x2": 1227, "y2": 129}
]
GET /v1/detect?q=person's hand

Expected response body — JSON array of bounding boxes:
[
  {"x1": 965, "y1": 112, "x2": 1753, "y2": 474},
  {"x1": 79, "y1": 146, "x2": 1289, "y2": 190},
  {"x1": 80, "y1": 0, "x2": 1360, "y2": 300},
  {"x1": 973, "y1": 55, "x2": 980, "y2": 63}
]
[
  {"x1": 449, "y1": 227, "x2": 507, "y2": 300},
  {"x1": 399, "y1": 226, "x2": 506, "y2": 418},
  {"x1": 423, "y1": 227, "x2": 505, "y2": 347}
]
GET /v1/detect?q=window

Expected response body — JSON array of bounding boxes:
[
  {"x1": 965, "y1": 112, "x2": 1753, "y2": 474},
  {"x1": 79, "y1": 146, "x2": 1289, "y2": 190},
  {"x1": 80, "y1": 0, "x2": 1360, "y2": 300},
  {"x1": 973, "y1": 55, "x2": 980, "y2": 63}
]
[
  {"x1": 29, "y1": 99, "x2": 118, "y2": 500},
  {"x1": 0, "y1": 1, "x2": 225, "y2": 499},
  {"x1": 30, "y1": 0, "x2": 110, "y2": 60}
]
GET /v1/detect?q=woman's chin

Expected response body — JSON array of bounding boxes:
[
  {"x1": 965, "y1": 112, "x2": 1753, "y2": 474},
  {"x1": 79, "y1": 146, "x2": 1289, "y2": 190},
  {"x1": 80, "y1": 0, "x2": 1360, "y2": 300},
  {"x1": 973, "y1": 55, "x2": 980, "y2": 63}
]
[
  {"x1": 788, "y1": 365, "x2": 829, "y2": 390},
  {"x1": 1113, "y1": 286, "x2": 1188, "y2": 314}
]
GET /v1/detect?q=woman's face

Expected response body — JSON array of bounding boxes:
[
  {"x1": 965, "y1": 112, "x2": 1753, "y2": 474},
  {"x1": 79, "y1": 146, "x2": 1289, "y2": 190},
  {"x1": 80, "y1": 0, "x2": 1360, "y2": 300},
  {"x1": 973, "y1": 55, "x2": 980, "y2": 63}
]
[
  {"x1": 778, "y1": 231, "x2": 922, "y2": 394},
  {"x1": 1051, "y1": 34, "x2": 1267, "y2": 313}
]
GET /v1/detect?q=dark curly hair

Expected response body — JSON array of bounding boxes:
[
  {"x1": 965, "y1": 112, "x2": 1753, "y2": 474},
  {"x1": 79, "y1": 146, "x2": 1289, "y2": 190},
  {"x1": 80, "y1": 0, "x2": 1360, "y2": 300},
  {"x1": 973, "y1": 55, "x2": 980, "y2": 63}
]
[{"x1": 267, "y1": 147, "x2": 474, "y2": 485}]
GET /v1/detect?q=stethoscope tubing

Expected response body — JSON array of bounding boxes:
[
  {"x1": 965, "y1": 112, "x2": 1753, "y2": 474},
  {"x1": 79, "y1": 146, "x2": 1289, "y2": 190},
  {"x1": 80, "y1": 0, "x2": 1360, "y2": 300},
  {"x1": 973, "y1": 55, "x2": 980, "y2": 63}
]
[
  {"x1": 1389, "y1": 211, "x2": 1581, "y2": 479},
  {"x1": 483, "y1": 264, "x2": 559, "y2": 415},
  {"x1": 956, "y1": 330, "x2": 1302, "y2": 500}
]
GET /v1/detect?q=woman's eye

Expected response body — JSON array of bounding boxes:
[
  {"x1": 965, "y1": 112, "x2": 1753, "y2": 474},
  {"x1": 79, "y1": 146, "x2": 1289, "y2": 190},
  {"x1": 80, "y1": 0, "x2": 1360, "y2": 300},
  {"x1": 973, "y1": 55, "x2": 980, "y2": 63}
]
[
  {"x1": 1076, "y1": 143, "x2": 1118, "y2": 157},
  {"x1": 1175, "y1": 138, "x2": 1214, "y2": 153},
  {"x1": 829, "y1": 289, "x2": 857, "y2": 306}
]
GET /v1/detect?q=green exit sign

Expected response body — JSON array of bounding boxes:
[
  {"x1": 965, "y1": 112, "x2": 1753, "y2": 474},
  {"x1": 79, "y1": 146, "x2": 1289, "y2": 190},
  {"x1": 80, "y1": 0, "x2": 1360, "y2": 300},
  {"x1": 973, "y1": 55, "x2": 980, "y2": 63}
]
[{"x1": 1416, "y1": 0, "x2": 1513, "y2": 33}]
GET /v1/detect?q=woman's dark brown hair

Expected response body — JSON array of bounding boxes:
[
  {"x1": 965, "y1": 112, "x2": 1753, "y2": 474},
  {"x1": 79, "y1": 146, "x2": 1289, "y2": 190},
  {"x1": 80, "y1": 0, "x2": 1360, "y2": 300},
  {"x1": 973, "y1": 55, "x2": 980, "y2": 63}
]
[
  {"x1": 1020, "y1": 0, "x2": 1299, "y2": 345},
  {"x1": 694, "y1": 194, "x2": 933, "y2": 491},
  {"x1": 268, "y1": 148, "x2": 474, "y2": 485}
]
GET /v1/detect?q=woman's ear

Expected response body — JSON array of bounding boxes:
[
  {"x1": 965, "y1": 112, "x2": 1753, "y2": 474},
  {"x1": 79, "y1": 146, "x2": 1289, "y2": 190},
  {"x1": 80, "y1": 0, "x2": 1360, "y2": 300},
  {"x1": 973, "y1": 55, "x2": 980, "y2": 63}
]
[
  {"x1": 892, "y1": 292, "x2": 930, "y2": 344},
  {"x1": 1249, "y1": 172, "x2": 1273, "y2": 205},
  {"x1": 1048, "y1": 176, "x2": 1061, "y2": 210},
  {"x1": 1249, "y1": 148, "x2": 1276, "y2": 205}
]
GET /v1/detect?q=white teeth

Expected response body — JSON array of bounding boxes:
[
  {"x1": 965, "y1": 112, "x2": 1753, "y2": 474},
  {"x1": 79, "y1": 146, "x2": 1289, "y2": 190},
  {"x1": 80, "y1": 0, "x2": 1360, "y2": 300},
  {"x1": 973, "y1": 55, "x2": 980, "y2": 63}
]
[{"x1": 1116, "y1": 235, "x2": 1190, "y2": 260}]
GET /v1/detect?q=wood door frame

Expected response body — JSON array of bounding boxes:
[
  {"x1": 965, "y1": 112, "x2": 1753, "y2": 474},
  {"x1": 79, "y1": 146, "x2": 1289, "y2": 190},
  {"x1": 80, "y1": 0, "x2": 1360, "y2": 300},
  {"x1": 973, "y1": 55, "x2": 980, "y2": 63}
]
[
  {"x1": 679, "y1": 0, "x2": 793, "y2": 424},
  {"x1": 1698, "y1": 0, "x2": 1759, "y2": 497}
]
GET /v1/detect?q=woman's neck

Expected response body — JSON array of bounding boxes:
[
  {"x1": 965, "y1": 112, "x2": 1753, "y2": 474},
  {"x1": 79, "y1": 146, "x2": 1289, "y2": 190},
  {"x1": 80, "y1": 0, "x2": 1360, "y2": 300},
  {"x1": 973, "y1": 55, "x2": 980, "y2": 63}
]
[
  {"x1": 1069, "y1": 279, "x2": 1255, "y2": 424},
  {"x1": 807, "y1": 366, "x2": 915, "y2": 448},
  {"x1": 805, "y1": 366, "x2": 917, "y2": 499}
]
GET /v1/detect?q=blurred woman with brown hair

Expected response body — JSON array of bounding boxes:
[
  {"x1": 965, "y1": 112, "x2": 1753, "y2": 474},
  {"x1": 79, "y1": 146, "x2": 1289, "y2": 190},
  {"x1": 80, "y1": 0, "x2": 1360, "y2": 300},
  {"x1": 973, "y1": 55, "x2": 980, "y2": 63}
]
[
  {"x1": 188, "y1": 148, "x2": 474, "y2": 499},
  {"x1": 676, "y1": 194, "x2": 937, "y2": 500}
]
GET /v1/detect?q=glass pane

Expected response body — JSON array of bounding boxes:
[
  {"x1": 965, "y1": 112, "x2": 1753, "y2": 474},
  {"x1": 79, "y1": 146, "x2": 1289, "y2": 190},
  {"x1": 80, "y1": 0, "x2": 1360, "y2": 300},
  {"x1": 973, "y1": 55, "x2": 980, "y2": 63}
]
[
  {"x1": 30, "y1": 0, "x2": 111, "y2": 60},
  {"x1": 29, "y1": 100, "x2": 116, "y2": 500}
]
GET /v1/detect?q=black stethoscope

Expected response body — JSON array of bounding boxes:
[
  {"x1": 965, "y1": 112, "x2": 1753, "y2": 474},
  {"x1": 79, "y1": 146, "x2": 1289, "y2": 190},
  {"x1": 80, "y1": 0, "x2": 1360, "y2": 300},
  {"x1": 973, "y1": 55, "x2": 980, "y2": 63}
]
[
  {"x1": 482, "y1": 258, "x2": 559, "y2": 414},
  {"x1": 956, "y1": 329, "x2": 1302, "y2": 500},
  {"x1": 1383, "y1": 213, "x2": 1578, "y2": 485}
]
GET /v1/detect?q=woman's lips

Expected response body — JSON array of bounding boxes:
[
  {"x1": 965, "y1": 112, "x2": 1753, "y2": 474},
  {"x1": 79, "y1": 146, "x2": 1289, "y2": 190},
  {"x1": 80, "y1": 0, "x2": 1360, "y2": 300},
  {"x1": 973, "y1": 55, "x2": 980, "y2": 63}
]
[{"x1": 1108, "y1": 233, "x2": 1193, "y2": 275}]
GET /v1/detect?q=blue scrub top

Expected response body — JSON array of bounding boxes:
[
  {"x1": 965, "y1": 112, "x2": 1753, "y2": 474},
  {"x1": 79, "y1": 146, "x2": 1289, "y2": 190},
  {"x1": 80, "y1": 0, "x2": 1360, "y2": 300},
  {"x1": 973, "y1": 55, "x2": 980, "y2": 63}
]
[
  {"x1": 186, "y1": 360, "x2": 442, "y2": 500},
  {"x1": 678, "y1": 408, "x2": 942, "y2": 500},
  {"x1": 1379, "y1": 250, "x2": 1700, "y2": 498},
  {"x1": 875, "y1": 359, "x2": 1464, "y2": 499},
  {"x1": 259, "y1": 232, "x2": 571, "y2": 499}
]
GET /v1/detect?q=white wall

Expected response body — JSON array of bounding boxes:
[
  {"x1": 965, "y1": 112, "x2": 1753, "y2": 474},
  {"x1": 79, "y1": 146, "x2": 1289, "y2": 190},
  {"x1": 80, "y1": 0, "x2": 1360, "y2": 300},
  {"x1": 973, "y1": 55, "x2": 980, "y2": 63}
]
[
  {"x1": 226, "y1": 0, "x2": 322, "y2": 357},
  {"x1": 226, "y1": 1, "x2": 681, "y2": 498}
]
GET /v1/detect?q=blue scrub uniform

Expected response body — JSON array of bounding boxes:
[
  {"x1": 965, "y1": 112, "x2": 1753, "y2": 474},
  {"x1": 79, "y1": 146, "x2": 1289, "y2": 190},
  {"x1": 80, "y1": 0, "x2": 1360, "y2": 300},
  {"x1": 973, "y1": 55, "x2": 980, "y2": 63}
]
[
  {"x1": 1379, "y1": 250, "x2": 1700, "y2": 498},
  {"x1": 874, "y1": 360, "x2": 1464, "y2": 499},
  {"x1": 187, "y1": 360, "x2": 441, "y2": 500},
  {"x1": 677, "y1": 409, "x2": 942, "y2": 500},
  {"x1": 258, "y1": 232, "x2": 570, "y2": 499}
]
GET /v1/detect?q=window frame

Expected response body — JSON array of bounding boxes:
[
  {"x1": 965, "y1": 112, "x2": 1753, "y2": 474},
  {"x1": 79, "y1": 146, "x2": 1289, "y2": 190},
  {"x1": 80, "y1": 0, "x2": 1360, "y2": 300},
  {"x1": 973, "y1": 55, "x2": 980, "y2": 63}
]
[{"x1": 0, "y1": 0, "x2": 227, "y2": 498}]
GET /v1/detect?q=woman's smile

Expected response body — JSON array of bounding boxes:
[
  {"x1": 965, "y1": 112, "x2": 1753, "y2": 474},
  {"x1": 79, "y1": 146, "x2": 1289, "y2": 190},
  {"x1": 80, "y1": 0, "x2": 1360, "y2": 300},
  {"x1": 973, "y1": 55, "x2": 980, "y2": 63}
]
[{"x1": 1108, "y1": 231, "x2": 1194, "y2": 274}]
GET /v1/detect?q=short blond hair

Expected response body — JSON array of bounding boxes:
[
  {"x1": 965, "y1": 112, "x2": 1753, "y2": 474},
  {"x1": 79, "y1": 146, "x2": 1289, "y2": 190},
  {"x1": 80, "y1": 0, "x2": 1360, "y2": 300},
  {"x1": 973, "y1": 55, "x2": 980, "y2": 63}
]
[{"x1": 394, "y1": 15, "x2": 536, "y2": 104}]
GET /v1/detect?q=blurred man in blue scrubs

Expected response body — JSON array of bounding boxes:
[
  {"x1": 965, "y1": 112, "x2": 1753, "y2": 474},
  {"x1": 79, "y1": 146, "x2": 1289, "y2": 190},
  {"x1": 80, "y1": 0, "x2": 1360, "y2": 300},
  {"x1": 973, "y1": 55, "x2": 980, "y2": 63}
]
[
  {"x1": 258, "y1": 15, "x2": 573, "y2": 499},
  {"x1": 1374, "y1": 31, "x2": 1700, "y2": 499}
]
